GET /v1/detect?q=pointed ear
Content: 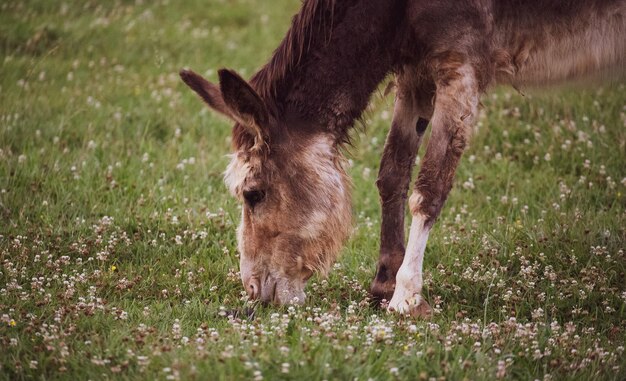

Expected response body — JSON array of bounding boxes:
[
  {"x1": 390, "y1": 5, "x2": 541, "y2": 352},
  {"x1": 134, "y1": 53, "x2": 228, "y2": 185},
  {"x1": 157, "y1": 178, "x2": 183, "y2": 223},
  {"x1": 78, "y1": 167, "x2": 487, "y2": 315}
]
[
  {"x1": 180, "y1": 69, "x2": 234, "y2": 119},
  {"x1": 218, "y1": 69, "x2": 269, "y2": 135}
]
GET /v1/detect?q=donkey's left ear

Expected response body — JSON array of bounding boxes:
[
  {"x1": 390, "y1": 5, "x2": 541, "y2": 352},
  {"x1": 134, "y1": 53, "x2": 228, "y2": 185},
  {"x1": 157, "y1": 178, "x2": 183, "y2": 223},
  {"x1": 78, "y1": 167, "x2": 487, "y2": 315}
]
[
  {"x1": 180, "y1": 69, "x2": 234, "y2": 119},
  {"x1": 218, "y1": 69, "x2": 269, "y2": 137}
]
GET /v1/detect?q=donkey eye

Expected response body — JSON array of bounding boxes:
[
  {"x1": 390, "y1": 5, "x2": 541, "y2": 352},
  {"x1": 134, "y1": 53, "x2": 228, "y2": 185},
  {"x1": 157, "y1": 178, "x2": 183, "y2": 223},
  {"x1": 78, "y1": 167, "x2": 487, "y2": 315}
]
[{"x1": 243, "y1": 189, "x2": 265, "y2": 207}]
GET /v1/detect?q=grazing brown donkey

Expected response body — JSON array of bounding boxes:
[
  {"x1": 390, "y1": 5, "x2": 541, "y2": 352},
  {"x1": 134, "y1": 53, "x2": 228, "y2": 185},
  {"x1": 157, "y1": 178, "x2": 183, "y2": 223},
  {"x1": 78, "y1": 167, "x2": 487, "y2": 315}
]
[{"x1": 181, "y1": 0, "x2": 625, "y2": 316}]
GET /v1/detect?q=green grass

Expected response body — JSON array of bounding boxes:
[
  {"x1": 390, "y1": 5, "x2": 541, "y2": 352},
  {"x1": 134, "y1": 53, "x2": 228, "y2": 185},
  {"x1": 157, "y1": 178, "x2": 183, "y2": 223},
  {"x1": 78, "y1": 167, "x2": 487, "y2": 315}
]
[{"x1": 1, "y1": 1, "x2": 625, "y2": 380}]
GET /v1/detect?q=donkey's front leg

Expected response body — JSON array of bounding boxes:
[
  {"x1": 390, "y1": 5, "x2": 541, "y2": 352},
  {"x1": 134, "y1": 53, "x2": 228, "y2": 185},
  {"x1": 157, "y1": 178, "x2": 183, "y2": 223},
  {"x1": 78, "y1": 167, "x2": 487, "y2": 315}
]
[
  {"x1": 387, "y1": 62, "x2": 479, "y2": 317},
  {"x1": 371, "y1": 85, "x2": 431, "y2": 303}
]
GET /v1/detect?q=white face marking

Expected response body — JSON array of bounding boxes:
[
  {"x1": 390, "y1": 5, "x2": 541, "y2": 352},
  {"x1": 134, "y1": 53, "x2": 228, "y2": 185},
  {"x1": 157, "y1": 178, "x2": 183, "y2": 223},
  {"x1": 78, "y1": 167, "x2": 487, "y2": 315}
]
[
  {"x1": 295, "y1": 135, "x2": 349, "y2": 242},
  {"x1": 388, "y1": 208, "x2": 430, "y2": 314},
  {"x1": 298, "y1": 210, "x2": 328, "y2": 239},
  {"x1": 237, "y1": 209, "x2": 253, "y2": 283},
  {"x1": 303, "y1": 135, "x2": 345, "y2": 204},
  {"x1": 223, "y1": 153, "x2": 250, "y2": 197}
]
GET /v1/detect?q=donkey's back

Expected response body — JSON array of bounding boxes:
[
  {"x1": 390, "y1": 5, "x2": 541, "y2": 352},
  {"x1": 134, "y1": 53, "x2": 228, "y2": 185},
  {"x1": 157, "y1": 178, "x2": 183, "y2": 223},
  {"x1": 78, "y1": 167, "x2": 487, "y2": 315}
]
[{"x1": 491, "y1": 0, "x2": 626, "y2": 87}]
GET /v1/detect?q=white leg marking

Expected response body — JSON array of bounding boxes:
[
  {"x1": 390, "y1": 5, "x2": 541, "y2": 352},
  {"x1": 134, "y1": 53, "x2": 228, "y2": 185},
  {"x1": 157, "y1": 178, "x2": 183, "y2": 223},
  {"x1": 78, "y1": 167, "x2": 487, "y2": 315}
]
[{"x1": 387, "y1": 213, "x2": 430, "y2": 314}]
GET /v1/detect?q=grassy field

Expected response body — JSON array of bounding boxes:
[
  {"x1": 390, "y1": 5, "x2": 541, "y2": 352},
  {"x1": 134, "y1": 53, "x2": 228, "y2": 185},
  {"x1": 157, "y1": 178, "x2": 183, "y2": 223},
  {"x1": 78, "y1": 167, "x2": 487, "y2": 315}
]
[{"x1": 1, "y1": 1, "x2": 625, "y2": 380}]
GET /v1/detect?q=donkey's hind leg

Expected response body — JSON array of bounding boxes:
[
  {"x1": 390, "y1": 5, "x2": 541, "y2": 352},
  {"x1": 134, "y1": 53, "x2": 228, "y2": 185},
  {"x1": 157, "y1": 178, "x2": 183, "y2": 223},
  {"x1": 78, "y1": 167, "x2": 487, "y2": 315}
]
[
  {"x1": 387, "y1": 62, "x2": 479, "y2": 317},
  {"x1": 370, "y1": 78, "x2": 433, "y2": 304}
]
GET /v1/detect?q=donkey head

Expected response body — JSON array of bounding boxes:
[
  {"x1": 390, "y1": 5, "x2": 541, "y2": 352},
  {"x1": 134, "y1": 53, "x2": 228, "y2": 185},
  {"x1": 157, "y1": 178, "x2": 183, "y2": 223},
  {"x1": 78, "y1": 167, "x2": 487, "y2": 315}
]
[{"x1": 180, "y1": 69, "x2": 352, "y2": 305}]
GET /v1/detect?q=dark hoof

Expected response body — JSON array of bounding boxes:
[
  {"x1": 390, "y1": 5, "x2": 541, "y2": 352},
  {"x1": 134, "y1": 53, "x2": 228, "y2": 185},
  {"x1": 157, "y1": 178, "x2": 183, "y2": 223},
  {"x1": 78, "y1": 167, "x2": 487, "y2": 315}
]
[{"x1": 369, "y1": 280, "x2": 395, "y2": 307}]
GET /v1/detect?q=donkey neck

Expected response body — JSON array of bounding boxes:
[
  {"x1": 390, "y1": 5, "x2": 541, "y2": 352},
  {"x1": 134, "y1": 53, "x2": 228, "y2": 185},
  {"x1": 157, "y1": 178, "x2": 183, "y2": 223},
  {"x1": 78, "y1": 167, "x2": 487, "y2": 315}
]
[{"x1": 256, "y1": 0, "x2": 405, "y2": 142}]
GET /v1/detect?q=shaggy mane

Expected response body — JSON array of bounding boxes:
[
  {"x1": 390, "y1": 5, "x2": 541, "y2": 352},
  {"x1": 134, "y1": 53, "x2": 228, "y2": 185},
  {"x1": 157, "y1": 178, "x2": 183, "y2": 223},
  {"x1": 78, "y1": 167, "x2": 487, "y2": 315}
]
[{"x1": 250, "y1": 0, "x2": 338, "y2": 101}]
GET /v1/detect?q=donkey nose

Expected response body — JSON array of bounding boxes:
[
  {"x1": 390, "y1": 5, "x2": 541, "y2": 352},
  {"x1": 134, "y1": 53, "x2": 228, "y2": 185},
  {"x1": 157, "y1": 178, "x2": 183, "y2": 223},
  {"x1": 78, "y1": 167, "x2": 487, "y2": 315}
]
[
  {"x1": 244, "y1": 277, "x2": 260, "y2": 300},
  {"x1": 243, "y1": 275, "x2": 278, "y2": 304},
  {"x1": 260, "y1": 278, "x2": 278, "y2": 304}
]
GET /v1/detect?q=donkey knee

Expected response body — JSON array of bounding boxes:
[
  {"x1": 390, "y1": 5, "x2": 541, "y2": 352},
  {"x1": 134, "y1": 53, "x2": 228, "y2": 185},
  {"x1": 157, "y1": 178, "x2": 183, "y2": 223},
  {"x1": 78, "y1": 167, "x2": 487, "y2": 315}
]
[
  {"x1": 409, "y1": 190, "x2": 447, "y2": 227},
  {"x1": 376, "y1": 171, "x2": 404, "y2": 203},
  {"x1": 408, "y1": 192, "x2": 424, "y2": 215}
]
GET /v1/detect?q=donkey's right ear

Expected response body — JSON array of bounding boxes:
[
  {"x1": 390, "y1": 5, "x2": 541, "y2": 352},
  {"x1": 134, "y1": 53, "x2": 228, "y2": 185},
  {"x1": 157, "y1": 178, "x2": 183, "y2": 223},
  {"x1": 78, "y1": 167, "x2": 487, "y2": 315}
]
[{"x1": 179, "y1": 69, "x2": 234, "y2": 120}]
